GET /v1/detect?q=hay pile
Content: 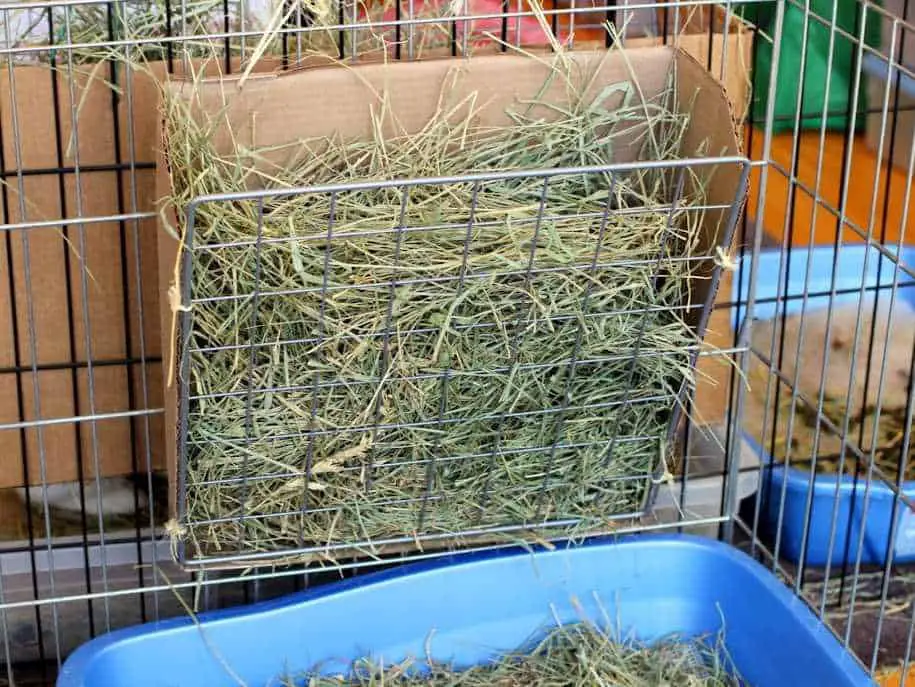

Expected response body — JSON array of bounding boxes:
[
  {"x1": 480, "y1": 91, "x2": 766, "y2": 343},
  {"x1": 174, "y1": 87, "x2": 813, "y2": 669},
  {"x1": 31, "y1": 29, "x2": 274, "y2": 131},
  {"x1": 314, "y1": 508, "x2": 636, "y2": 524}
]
[
  {"x1": 281, "y1": 622, "x2": 744, "y2": 686},
  {"x1": 1, "y1": 0, "x2": 356, "y2": 65},
  {"x1": 168, "y1": 54, "x2": 709, "y2": 562},
  {"x1": 745, "y1": 369, "x2": 915, "y2": 482},
  {"x1": 1, "y1": 0, "x2": 246, "y2": 63}
]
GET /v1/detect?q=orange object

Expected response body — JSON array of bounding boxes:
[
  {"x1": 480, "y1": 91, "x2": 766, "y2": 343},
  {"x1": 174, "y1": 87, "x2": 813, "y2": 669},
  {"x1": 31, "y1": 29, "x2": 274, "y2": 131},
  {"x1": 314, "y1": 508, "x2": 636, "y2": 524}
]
[
  {"x1": 544, "y1": 0, "x2": 610, "y2": 43},
  {"x1": 746, "y1": 127, "x2": 915, "y2": 248},
  {"x1": 877, "y1": 667, "x2": 915, "y2": 687}
]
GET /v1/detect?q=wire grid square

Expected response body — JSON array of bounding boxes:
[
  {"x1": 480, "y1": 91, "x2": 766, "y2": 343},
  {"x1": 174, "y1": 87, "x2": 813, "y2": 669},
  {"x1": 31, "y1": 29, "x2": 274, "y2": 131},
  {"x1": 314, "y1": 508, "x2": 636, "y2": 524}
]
[{"x1": 175, "y1": 160, "x2": 743, "y2": 567}]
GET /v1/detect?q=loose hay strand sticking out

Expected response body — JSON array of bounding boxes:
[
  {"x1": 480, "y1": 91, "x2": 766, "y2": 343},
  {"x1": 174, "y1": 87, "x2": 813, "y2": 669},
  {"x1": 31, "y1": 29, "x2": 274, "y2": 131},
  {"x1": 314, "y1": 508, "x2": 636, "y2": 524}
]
[
  {"x1": 280, "y1": 621, "x2": 744, "y2": 685},
  {"x1": 167, "y1": 51, "x2": 713, "y2": 564}
]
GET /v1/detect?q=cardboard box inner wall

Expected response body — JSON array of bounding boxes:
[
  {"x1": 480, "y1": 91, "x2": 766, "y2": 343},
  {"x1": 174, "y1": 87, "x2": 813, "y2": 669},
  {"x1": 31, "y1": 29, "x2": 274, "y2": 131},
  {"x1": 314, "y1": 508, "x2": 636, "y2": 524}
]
[
  {"x1": 156, "y1": 45, "x2": 746, "y2": 525},
  {"x1": 0, "y1": 27, "x2": 749, "y2": 489}
]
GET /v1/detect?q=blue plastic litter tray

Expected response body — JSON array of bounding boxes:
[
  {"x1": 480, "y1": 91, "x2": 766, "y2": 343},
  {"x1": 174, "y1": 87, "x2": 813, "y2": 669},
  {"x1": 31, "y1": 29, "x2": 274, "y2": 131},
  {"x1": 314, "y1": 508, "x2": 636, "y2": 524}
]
[
  {"x1": 57, "y1": 535, "x2": 873, "y2": 687},
  {"x1": 733, "y1": 243, "x2": 915, "y2": 567}
]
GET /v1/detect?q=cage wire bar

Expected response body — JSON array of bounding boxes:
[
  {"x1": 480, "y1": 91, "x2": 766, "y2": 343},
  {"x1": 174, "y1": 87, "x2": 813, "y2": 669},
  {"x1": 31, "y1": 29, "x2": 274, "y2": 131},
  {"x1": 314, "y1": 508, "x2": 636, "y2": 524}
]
[
  {"x1": 0, "y1": 0, "x2": 910, "y2": 682},
  {"x1": 730, "y1": 0, "x2": 915, "y2": 678}
]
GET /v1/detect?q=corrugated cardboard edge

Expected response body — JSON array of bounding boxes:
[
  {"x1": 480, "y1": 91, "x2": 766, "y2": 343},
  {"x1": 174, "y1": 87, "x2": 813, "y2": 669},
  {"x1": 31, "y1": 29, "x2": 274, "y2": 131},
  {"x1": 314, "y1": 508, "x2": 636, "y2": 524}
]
[
  {"x1": 155, "y1": 56, "x2": 287, "y2": 519},
  {"x1": 159, "y1": 28, "x2": 751, "y2": 118},
  {"x1": 647, "y1": 48, "x2": 750, "y2": 514},
  {"x1": 670, "y1": 46, "x2": 750, "y2": 431},
  {"x1": 156, "y1": 45, "x2": 748, "y2": 570},
  {"x1": 156, "y1": 125, "x2": 180, "y2": 522}
]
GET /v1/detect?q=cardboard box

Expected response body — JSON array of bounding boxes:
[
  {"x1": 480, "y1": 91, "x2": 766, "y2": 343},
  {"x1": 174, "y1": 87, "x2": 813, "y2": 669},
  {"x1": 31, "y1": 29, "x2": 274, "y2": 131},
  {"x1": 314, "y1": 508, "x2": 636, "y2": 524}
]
[
  {"x1": 156, "y1": 45, "x2": 747, "y2": 565},
  {"x1": 0, "y1": 24, "x2": 749, "y2": 490},
  {"x1": 0, "y1": 59, "x2": 280, "y2": 489},
  {"x1": 0, "y1": 63, "x2": 167, "y2": 489}
]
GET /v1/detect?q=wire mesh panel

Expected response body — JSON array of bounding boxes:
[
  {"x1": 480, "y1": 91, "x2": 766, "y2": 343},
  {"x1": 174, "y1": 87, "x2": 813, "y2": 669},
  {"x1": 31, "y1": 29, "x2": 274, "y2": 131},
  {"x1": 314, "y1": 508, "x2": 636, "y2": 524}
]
[
  {"x1": 726, "y1": 0, "x2": 915, "y2": 680},
  {"x1": 174, "y1": 159, "x2": 748, "y2": 567},
  {"x1": 0, "y1": 1, "x2": 759, "y2": 679}
]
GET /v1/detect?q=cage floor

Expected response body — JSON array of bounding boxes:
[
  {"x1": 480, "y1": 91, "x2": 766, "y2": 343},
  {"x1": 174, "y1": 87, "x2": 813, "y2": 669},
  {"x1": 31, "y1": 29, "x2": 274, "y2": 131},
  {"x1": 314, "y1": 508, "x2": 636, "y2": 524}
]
[
  {"x1": 786, "y1": 557, "x2": 915, "y2": 682},
  {"x1": 732, "y1": 513, "x2": 915, "y2": 682}
]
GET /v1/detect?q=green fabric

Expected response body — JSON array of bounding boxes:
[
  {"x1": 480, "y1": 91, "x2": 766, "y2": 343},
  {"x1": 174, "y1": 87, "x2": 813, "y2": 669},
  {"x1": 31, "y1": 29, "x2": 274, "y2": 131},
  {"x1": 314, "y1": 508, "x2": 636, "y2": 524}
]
[{"x1": 740, "y1": 0, "x2": 881, "y2": 133}]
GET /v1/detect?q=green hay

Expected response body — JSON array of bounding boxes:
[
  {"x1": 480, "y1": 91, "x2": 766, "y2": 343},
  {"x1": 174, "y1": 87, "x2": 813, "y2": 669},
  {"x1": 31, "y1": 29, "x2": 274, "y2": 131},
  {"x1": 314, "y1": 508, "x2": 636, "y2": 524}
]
[
  {"x1": 4, "y1": 0, "x2": 238, "y2": 63},
  {"x1": 165, "y1": 49, "x2": 714, "y2": 564},
  {"x1": 280, "y1": 621, "x2": 744, "y2": 686},
  {"x1": 2, "y1": 0, "x2": 346, "y2": 65}
]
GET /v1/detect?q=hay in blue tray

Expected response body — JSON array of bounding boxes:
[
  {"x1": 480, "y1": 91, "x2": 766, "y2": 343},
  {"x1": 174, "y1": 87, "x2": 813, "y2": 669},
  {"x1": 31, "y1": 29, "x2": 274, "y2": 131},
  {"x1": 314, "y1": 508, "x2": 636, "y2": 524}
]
[
  {"x1": 163, "y1": 46, "x2": 734, "y2": 565},
  {"x1": 282, "y1": 621, "x2": 743, "y2": 685},
  {"x1": 55, "y1": 536, "x2": 874, "y2": 687}
]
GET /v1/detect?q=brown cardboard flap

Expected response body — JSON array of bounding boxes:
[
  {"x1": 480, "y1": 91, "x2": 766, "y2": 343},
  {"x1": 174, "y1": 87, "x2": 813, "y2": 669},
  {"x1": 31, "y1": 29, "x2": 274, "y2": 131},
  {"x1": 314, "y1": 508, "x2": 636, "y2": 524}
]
[{"x1": 171, "y1": 48, "x2": 673, "y2": 163}]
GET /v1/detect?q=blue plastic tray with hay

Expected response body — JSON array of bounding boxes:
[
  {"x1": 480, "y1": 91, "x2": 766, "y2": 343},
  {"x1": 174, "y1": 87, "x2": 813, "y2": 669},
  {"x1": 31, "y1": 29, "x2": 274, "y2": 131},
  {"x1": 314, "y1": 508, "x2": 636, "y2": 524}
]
[
  {"x1": 57, "y1": 535, "x2": 872, "y2": 686},
  {"x1": 733, "y1": 243, "x2": 915, "y2": 567}
]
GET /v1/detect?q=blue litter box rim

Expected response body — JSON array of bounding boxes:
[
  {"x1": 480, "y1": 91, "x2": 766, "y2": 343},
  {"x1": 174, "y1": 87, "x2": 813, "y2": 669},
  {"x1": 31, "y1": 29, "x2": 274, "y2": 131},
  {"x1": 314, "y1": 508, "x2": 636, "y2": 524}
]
[
  {"x1": 57, "y1": 533, "x2": 871, "y2": 687},
  {"x1": 731, "y1": 244, "x2": 915, "y2": 331},
  {"x1": 731, "y1": 243, "x2": 915, "y2": 492},
  {"x1": 743, "y1": 430, "x2": 915, "y2": 495}
]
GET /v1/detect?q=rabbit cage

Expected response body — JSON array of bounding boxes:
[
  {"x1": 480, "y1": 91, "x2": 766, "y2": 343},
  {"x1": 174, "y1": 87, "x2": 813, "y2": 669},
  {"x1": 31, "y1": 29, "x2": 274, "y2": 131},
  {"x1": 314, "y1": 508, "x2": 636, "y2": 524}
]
[{"x1": 0, "y1": 0, "x2": 913, "y2": 684}]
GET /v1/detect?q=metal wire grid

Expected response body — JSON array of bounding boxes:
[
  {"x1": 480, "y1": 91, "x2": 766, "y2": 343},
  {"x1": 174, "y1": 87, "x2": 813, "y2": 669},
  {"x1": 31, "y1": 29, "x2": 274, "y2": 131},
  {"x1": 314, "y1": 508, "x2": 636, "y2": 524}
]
[
  {"x1": 0, "y1": 2, "x2": 164, "y2": 678},
  {"x1": 174, "y1": 159, "x2": 750, "y2": 567},
  {"x1": 0, "y1": 0, "x2": 913, "y2": 683},
  {"x1": 723, "y1": 0, "x2": 915, "y2": 677}
]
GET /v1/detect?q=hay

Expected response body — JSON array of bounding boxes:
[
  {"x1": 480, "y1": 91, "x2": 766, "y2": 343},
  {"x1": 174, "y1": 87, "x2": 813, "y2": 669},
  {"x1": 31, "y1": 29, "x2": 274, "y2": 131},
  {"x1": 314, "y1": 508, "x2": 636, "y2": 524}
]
[
  {"x1": 2, "y1": 0, "x2": 245, "y2": 63},
  {"x1": 1, "y1": 0, "x2": 351, "y2": 65},
  {"x1": 4, "y1": 0, "x2": 630, "y2": 73},
  {"x1": 790, "y1": 401, "x2": 915, "y2": 481},
  {"x1": 166, "y1": 49, "x2": 712, "y2": 564},
  {"x1": 1, "y1": 0, "x2": 544, "y2": 66},
  {"x1": 279, "y1": 621, "x2": 744, "y2": 685},
  {"x1": 745, "y1": 363, "x2": 915, "y2": 482}
]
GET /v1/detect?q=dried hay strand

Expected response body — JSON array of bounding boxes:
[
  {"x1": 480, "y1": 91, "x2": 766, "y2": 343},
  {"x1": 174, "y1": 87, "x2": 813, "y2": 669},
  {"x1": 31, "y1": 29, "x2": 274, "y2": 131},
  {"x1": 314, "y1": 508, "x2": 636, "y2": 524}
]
[
  {"x1": 2, "y1": 0, "x2": 564, "y2": 67},
  {"x1": 744, "y1": 356, "x2": 915, "y2": 483},
  {"x1": 1, "y1": 0, "x2": 345, "y2": 65},
  {"x1": 164, "y1": 46, "x2": 718, "y2": 563},
  {"x1": 279, "y1": 620, "x2": 744, "y2": 685},
  {"x1": 2, "y1": 0, "x2": 242, "y2": 63}
]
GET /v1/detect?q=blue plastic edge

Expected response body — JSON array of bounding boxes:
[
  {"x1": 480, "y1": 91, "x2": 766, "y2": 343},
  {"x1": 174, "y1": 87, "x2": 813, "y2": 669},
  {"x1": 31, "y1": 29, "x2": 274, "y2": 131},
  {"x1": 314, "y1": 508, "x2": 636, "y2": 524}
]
[
  {"x1": 731, "y1": 243, "x2": 915, "y2": 330},
  {"x1": 861, "y1": 52, "x2": 915, "y2": 102},
  {"x1": 56, "y1": 533, "x2": 874, "y2": 687},
  {"x1": 744, "y1": 424, "x2": 915, "y2": 496}
]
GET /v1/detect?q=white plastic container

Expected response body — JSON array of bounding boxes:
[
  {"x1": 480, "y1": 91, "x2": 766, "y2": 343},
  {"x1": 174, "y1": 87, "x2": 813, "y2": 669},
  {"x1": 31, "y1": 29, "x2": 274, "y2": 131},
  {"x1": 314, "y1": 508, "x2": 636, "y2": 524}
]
[{"x1": 646, "y1": 423, "x2": 761, "y2": 537}]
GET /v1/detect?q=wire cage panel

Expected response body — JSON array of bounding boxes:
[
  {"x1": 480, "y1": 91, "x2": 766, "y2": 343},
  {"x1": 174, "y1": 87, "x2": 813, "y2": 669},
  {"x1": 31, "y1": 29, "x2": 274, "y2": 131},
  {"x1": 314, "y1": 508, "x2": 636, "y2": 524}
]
[
  {"x1": 174, "y1": 157, "x2": 749, "y2": 567},
  {"x1": 8, "y1": 0, "x2": 915, "y2": 681},
  {"x1": 723, "y1": 0, "x2": 915, "y2": 678},
  {"x1": 0, "y1": 4, "x2": 758, "y2": 681}
]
